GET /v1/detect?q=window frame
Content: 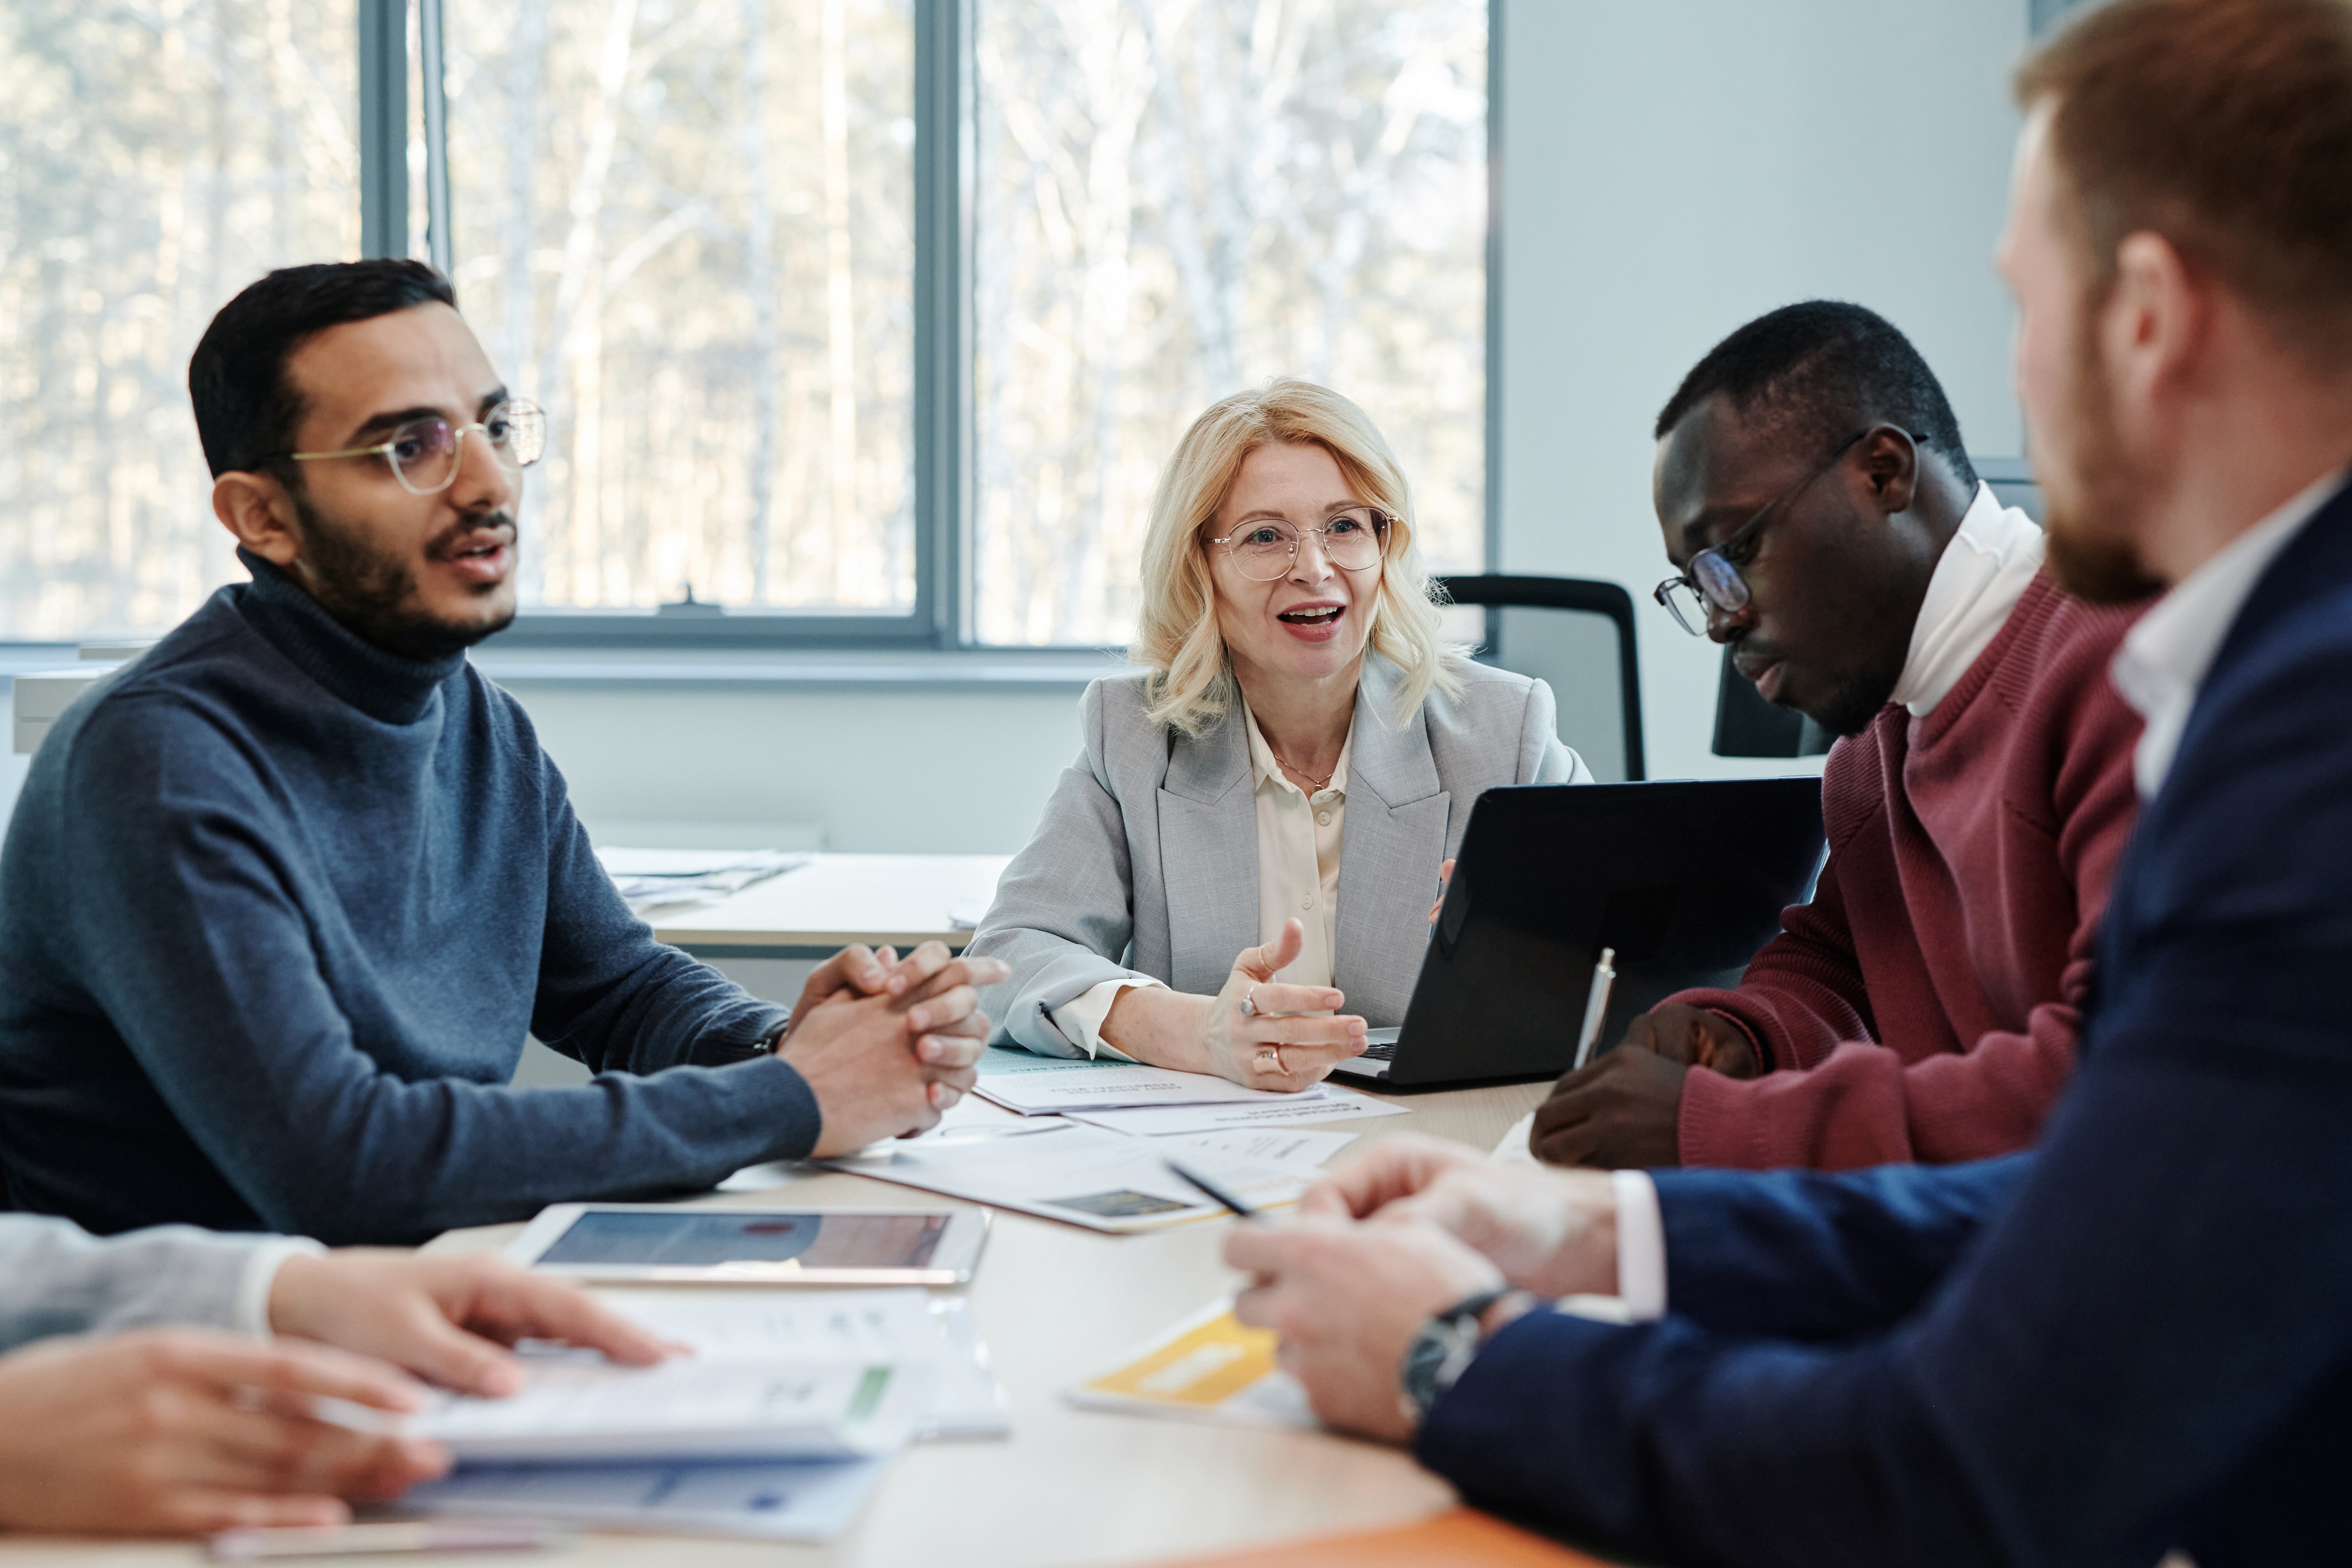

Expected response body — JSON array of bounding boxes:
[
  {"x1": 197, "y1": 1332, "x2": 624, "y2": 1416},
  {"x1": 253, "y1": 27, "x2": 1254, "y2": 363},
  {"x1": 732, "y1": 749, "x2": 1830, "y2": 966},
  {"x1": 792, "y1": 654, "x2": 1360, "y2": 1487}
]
[{"x1": 359, "y1": 0, "x2": 1487, "y2": 652}]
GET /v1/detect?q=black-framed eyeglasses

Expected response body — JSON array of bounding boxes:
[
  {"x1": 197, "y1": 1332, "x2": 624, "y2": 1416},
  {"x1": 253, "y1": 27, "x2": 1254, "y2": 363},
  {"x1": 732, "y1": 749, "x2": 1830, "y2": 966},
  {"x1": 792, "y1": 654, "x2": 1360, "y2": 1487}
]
[
  {"x1": 284, "y1": 399, "x2": 548, "y2": 496},
  {"x1": 1204, "y1": 507, "x2": 1393, "y2": 581},
  {"x1": 1651, "y1": 427, "x2": 1924, "y2": 636}
]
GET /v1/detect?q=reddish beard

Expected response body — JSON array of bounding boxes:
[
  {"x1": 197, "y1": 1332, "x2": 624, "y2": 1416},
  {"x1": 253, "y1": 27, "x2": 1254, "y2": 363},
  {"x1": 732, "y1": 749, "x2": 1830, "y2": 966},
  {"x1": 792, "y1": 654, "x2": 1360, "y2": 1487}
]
[{"x1": 2040, "y1": 292, "x2": 2167, "y2": 605}]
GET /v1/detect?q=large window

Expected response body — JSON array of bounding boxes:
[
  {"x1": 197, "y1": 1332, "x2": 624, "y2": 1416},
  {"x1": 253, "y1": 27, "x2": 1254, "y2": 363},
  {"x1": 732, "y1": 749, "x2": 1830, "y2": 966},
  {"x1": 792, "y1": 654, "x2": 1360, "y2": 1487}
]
[
  {"x1": 440, "y1": 0, "x2": 917, "y2": 617},
  {"x1": 973, "y1": 0, "x2": 1490, "y2": 646},
  {"x1": 2, "y1": 0, "x2": 1488, "y2": 649},
  {"x1": 0, "y1": 0, "x2": 358, "y2": 642}
]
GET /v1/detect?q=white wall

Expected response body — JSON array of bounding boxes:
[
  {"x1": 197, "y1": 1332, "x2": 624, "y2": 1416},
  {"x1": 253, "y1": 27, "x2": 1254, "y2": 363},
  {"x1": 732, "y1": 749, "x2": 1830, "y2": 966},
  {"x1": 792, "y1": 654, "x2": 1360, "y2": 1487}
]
[
  {"x1": 1497, "y1": 0, "x2": 2031, "y2": 783},
  {"x1": 508, "y1": 682, "x2": 1084, "y2": 854}
]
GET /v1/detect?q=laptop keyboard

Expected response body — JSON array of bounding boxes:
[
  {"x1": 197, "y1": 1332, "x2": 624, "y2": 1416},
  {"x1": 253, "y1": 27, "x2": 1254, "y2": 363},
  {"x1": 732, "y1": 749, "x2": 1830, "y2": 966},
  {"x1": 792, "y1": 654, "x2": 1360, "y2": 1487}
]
[{"x1": 1360, "y1": 1036, "x2": 1399, "y2": 1062}]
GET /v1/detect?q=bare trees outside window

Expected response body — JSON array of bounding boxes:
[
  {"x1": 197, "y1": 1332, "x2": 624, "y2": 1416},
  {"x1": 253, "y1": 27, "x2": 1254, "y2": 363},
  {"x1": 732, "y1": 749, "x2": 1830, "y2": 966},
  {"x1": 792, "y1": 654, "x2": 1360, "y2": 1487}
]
[
  {"x1": 441, "y1": 0, "x2": 918, "y2": 614},
  {"x1": 0, "y1": 0, "x2": 359, "y2": 642},
  {"x1": 2, "y1": 0, "x2": 1486, "y2": 648},
  {"x1": 972, "y1": 0, "x2": 1489, "y2": 647}
]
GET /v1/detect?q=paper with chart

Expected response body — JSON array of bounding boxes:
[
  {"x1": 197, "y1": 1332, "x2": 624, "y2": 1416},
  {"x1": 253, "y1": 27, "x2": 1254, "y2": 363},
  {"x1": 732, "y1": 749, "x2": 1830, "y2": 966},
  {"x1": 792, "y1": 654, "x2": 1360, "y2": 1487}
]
[
  {"x1": 400, "y1": 1455, "x2": 892, "y2": 1542},
  {"x1": 595, "y1": 1286, "x2": 1008, "y2": 1439},
  {"x1": 1066, "y1": 1298, "x2": 1314, "y2": 1429},
  {"x1": 402, "y1": 1352, "x2": 926, "y2": 1462},
  {"x1": 1061, "y1": 1084, "x2": 1407, "y2": 1137},
  {"x1": 971, "y1": 1046, "x2": 1331, "y2": 1116},
  {"x1": 825, "y1": 1120, "x2": 1323, "y2": 1231}
]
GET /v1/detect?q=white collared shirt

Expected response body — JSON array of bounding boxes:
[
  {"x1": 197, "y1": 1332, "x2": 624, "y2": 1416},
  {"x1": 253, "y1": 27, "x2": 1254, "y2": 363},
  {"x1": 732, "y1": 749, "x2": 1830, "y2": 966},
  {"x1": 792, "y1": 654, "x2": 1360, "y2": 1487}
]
[
  {"x1": 1888, "y1": 483, "x2": 2048, "y2": 717},
  {"x1": 2109, "y1": 468, "x2": 2347, "y2": 799},
  {"x1": 1047, "y1": 705, "x2": 1355, "y2": 1059}
]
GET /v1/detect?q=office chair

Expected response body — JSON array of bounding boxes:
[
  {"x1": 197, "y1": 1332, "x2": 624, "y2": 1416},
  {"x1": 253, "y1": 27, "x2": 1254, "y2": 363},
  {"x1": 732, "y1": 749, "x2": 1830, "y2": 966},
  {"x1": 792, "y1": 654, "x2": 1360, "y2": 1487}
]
[
  {"x1": 1433, "y1": 575, "x2": 1645, "y2": 782},
  {"x1": 1710, "y1": 454, "x2": 2047, "y2": 759}
]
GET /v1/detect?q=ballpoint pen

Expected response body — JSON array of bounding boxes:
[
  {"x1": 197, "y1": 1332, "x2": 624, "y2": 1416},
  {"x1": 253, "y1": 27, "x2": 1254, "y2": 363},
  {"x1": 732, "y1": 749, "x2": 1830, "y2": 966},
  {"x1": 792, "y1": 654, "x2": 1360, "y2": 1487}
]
[
  {"x1": 1571, "y1": 946, "x2": 1617, "y2": 1071},
  {"x1": 1164, "y1": 1158, "x2": 1265, "y2": 1220}
]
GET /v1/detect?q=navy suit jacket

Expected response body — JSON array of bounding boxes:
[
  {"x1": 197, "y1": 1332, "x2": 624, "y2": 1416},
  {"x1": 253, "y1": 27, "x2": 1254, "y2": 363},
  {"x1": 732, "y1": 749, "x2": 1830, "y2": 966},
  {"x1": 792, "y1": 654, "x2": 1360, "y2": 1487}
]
[{"x1": 1419, "y1": 481, "x2": 2352, "y2": 1568}]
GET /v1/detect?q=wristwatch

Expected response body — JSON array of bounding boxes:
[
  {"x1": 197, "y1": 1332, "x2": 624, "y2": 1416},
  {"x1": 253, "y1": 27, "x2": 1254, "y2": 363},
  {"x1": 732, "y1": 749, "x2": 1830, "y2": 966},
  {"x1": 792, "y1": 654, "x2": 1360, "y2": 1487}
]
[{"x1": 1399, "y1": 1289, "x2": 1511, "y2": 1425}]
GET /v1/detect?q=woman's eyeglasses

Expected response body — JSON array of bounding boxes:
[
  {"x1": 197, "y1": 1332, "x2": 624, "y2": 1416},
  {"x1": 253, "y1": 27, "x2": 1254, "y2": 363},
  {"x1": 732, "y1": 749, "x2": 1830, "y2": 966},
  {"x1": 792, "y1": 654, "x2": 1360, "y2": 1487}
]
[
  {"x1": 285, "y1": 399, "x2": 548, "y2": 496},
  {"x1": 1205, "y1": 507, "x2": 1392, "y2": 581}
]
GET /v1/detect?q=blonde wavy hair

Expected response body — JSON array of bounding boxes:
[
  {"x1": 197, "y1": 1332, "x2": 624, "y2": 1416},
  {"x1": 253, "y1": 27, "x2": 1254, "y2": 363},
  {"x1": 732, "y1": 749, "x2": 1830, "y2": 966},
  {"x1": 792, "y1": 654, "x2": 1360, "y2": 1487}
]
[{"x1": 1134, "y1": 380, "x2": 1465, "y2": 736}]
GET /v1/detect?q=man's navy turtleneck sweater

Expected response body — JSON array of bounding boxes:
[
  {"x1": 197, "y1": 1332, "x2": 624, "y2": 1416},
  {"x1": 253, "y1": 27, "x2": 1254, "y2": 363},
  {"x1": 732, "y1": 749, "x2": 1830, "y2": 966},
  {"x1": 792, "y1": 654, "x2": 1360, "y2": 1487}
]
[{"x1": 0, "y1": 554, "x2": 820, "y2": 1243}]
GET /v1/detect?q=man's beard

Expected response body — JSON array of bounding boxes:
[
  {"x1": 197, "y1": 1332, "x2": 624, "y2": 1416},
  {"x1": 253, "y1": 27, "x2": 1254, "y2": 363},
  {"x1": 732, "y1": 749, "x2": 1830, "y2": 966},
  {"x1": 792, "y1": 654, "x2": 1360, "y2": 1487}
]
[
  {"x1": 289, "y1": 490, "x2": 518, "y2": 661},
  {"x1": 2041, "y1": 304, "x2": 2167, "y2": 605}
]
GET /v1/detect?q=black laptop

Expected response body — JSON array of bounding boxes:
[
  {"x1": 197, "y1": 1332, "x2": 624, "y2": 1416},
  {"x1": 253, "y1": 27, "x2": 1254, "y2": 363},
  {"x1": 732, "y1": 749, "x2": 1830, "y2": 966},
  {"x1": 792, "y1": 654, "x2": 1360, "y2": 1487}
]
[{"x1": 1333, "y1": 779, "x2": 1827, "y2": 1089}]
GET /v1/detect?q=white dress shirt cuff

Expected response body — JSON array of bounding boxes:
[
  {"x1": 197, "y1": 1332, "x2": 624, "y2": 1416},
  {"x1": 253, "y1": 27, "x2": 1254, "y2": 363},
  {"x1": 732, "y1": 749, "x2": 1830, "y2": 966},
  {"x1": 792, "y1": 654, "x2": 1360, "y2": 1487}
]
[
  {"x1": 1612, "y1": 1169, "x2": 1668, "y2": 1322},
  {"x1": 1049, "y1": 977, "x2": 1165, "y2": 1062},
  {"x1": 234, "y1": 1236, "x2": 328, "y2": 1338}
]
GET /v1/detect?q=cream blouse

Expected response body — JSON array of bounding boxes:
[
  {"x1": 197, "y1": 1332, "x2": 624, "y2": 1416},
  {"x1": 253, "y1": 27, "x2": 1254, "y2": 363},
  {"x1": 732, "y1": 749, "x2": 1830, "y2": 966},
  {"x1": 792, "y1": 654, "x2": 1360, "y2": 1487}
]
[{"x1": 1048, "y1": 702, "x2": 1354, "y2": 1059}]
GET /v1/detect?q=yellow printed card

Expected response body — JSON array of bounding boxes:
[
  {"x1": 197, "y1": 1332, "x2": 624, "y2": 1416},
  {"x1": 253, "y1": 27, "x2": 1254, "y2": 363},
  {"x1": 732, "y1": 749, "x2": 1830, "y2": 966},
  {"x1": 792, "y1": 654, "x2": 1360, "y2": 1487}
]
[{"x1": 1065, "y1": 1299, "x2": 1316, "y2": 1429}]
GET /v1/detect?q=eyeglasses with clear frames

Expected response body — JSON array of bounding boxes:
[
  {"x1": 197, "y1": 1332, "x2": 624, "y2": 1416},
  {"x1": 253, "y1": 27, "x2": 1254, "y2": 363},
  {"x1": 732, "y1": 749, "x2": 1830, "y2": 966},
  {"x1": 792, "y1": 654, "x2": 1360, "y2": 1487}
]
[
  {"x1": 285, "y1": 399, "x2": 549, "y2": 496},
  {"x1": 1204, "y1": 507, "x2": 1392, "y2": 581}
]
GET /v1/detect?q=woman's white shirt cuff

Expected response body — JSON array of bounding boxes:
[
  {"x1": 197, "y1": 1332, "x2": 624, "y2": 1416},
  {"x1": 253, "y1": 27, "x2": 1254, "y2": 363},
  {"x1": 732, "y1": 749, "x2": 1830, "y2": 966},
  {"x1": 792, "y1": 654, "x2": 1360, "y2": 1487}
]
[
  {"x1": 235, "y1": 1236, "x2": 328, "y2": 1338},
  {"x1": 1612, "y1": 1169, "x2": 1668, "y2": 1321},
  {"x1": 1049, "y1": 977, "x2": 1165, "y2": 1062}
]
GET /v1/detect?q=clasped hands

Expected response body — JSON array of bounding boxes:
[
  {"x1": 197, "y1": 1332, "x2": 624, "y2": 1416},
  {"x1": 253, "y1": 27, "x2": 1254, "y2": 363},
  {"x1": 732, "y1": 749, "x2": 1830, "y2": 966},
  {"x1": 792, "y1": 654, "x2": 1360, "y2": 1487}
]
[
  {"x1": 1223, "y1": 1133, "x2": 1619, "y2": 1443},
  {"x1": 772, "y1": 940, "x2": 1011, "y2": 1156}
]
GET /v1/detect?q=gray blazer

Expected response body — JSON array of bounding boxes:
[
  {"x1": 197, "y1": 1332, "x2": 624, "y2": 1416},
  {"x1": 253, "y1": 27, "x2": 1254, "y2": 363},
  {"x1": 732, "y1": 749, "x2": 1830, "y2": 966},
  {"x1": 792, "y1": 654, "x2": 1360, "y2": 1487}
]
[{"x1": 969, "y1": 655, "x2": 1589, "y2": 1055}]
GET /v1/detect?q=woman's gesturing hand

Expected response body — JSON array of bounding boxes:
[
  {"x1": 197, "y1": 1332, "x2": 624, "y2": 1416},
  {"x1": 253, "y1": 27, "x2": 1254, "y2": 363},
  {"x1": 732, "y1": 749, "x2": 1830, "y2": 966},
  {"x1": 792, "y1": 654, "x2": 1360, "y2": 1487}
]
[{"x1": 1195, "y1": 919, "x2": 1368, "y2": 1090}]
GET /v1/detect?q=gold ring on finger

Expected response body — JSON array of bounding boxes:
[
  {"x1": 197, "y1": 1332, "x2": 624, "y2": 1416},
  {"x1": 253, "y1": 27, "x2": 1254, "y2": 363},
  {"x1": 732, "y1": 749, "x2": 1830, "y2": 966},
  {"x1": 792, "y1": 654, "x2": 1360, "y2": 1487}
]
[
  {"x1": 1255, "y1": 1045, "x2": 1282, "y2": 1074},
  {"x1": 1240, "y1": 984, "x2": 1259, "y2": 1018}
]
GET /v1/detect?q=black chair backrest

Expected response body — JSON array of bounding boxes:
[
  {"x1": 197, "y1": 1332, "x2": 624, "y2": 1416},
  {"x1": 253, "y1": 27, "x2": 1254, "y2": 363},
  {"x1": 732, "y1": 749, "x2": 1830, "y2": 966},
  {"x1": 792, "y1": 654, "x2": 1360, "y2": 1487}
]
[
  {"x1": 1712, "y1": 648, "x2": 1835, "y2": 758},
  {"x1": 1433, "y1": 575, "x2": 1645, "y2": 782}
]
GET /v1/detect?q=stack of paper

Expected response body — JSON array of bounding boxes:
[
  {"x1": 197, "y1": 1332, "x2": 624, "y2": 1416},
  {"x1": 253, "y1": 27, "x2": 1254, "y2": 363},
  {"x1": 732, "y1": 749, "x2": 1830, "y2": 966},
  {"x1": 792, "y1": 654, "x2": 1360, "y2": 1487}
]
[
  {"x1": 406, "y1": 1355, "x2": 923, "y2": 1462},
  {"x1": 402, "y1": 1457, "x2": 890, "y2": 1543},
  {"x1": 595, "y1": 847, "x2": 810, "y2": 914},
  {"x1": 393, "y1": 1287, "x2": 1006, "y2": 1542}
]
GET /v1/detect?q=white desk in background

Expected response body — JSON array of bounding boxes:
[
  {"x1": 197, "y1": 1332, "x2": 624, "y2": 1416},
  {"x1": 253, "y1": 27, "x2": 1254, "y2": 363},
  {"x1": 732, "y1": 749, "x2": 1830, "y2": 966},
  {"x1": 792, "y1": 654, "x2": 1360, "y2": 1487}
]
[{"x1": 648, "y1": 853, "x2": 1013, "y2": 959}]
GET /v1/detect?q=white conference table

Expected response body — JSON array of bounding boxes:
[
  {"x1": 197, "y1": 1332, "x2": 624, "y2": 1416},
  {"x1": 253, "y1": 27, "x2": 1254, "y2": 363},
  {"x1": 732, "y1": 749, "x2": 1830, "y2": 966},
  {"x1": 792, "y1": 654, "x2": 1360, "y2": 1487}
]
[
  {"x1": 649, "y1": 854, "x2": 1013, "y2": 958},
  {"x1": 0, "y1": 1082, "x2": 1578, "y2": 1568}
]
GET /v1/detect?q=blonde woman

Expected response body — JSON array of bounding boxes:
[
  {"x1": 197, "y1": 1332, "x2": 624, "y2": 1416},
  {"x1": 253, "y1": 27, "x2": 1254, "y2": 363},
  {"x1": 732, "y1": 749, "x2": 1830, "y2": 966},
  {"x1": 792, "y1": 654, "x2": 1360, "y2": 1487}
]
[{"x1": 969, "y1": 381, "x2": 1591, "y2": 1090}]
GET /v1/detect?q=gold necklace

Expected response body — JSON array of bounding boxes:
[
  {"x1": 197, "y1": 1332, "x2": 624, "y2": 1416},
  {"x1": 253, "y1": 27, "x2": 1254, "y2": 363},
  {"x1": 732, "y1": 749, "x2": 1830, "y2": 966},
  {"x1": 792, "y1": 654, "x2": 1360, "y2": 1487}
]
[{"x1": 1269, "y1": 746, "x2": 1335, "y2": 791}]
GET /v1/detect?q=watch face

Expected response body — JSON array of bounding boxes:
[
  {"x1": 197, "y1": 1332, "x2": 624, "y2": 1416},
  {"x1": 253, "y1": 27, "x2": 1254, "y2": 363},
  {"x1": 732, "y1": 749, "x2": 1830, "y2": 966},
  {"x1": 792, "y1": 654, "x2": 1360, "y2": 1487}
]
[{"x1": 1400, "y1": 1321, "x2": 1460, "y2": 1417}]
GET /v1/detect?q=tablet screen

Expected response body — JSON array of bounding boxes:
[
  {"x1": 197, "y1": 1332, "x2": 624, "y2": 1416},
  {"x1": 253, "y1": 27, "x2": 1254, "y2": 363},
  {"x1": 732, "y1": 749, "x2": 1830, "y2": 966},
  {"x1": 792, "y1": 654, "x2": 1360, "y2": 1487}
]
[{"x1": 536, "y1": 1210, "x2": 949, "y2": 1271}]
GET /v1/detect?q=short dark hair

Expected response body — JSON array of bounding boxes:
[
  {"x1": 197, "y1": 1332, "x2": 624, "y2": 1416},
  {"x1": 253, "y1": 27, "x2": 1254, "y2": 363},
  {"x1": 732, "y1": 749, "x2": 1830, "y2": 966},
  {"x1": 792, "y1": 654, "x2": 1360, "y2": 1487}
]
[
  {"x1": 2019, "y1": 0, "x2": 2352, "y2": 358},
  {"x1": 187, "y1": 259, "x2": 457, "y2": 478},
  {"x1": 1652, "y1": 300, "x2": 1977, "y2": 490}
]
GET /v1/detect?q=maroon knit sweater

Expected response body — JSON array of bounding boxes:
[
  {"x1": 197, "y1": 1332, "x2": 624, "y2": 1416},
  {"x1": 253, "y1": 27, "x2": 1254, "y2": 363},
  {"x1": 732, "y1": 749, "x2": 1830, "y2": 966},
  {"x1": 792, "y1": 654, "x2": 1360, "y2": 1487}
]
[{"x1": 1674, "y1": 572, "x2": 2147, "y2": 1170}]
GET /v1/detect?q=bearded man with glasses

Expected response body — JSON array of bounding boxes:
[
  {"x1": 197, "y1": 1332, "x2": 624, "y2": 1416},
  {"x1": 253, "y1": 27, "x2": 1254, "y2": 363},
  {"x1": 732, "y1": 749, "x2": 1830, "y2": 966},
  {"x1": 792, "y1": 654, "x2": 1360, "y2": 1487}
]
[
  {"x1": 1529, "y1": 300, "x2": 2151, "y2": 1174},
  {"x1": 0, "y1": 259, "x2": 1005, "y2": 1243}
]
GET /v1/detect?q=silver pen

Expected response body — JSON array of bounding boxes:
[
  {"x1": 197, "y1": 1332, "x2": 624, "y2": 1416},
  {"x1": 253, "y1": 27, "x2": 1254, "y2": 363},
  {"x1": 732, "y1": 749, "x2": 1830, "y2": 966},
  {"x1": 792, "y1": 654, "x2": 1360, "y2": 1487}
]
[{"x1": 1571, "y1": 947, "x2": 1617, "y2": 1071}]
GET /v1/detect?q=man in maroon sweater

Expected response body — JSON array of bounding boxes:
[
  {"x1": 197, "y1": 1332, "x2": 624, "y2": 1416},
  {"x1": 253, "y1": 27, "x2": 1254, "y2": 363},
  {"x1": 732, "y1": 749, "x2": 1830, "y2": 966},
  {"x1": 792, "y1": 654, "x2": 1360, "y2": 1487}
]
[{"x1": 1532, "y1": 302, "x2": 2146, "y2": 1170}]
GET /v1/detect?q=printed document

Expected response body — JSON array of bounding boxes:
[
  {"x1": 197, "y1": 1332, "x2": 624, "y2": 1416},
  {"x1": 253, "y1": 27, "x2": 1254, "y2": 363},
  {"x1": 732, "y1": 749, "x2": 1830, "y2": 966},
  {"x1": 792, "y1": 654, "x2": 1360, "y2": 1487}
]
[
  {"x1": 1061, "y1": 1086, "x2": 1407, "y2": 1137},
  {"x1": 971, "y1": 1046, "x2": 1330, "y2": 1116},
  {"x1": 595, "y1": 1286, "x2": 1008, "y2": 1440},
  {"x1": 404, "y1": 1354, "x2": 926, "y2": 1462},
  {"x1": 1066, "y1": 1298, "x2": 1314, "y2": 1429},
  {"x1": 401, "y1": 1456, "x2": 890, "y2": 1542},
  {"x1": 825, "y1": 1121, "x2": 1319, "y2": 1232}
]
